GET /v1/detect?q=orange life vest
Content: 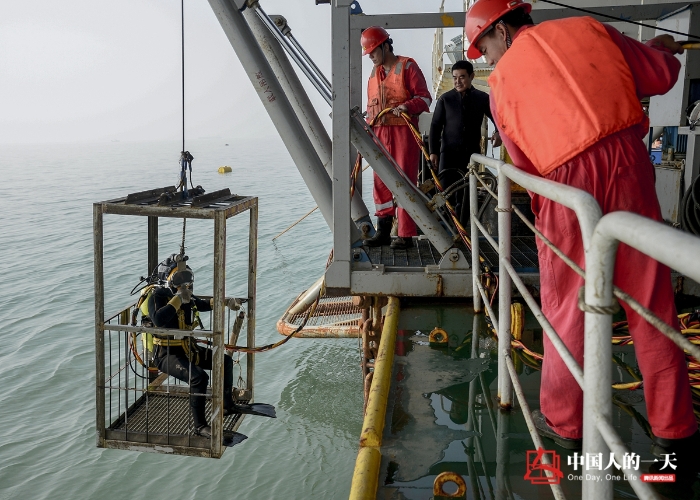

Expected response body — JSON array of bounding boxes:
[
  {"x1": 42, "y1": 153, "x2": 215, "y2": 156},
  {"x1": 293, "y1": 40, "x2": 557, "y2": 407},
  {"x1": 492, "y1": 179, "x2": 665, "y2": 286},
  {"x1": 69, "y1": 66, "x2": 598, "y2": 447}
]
[
  {"x1": 367, "y1": 55, "x2": 415, "y2": 126},
  {"x1": 489, "y1": 17, "x2": 645, "y2": 176}
]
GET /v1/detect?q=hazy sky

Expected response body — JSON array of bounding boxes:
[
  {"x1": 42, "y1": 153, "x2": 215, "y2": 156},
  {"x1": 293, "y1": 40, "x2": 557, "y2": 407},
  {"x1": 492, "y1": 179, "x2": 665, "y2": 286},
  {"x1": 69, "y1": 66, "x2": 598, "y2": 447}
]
[{"x1": 0, "y1": 0, "x2": 467, "y2": 145}]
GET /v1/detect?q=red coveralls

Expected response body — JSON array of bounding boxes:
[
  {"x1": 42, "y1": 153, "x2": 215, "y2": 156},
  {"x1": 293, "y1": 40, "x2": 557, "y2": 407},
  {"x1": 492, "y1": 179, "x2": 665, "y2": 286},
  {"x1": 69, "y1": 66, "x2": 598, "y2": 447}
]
[
  {"x1": 367, "y1": 56, "x2": 431, "y2": 238},
  {"x1": 491, "y1": 22, "x2": 697, "y2": 440}
]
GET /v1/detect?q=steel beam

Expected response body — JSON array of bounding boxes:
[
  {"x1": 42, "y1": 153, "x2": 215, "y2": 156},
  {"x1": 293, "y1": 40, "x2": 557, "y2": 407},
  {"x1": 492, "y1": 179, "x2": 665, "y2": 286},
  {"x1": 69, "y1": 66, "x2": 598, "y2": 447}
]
[
  {"x1": 211, "y1": 211, "x2": 226, "y2": 458},
  {"x1": 350, "y1": 112, "x2": 454, "y2": 254},
  {"x1": 247, "y1": 203, "x2": 258, "y2": 393},
  {"x1": 93, "y1": 204, "x2": 105, "y2": 448},
  {"x1": 349, "y1": 4, "x2": 698, "y2": 30},
  {"x1": 208, "y1": 0, "x2": 360, "y2": 241},
  {"x1": 244, "y1": 6, "x2": 371, "y2": 224},
  {"x1": 327, "y1": 0, "x2": 355, "y2": 288}
]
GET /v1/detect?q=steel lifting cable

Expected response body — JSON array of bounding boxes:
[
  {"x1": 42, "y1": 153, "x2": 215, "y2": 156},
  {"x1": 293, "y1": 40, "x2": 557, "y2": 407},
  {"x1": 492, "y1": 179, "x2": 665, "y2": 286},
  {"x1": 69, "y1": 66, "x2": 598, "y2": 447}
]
[
  {"x1": 178, "y1": 0, "x2": 194, "y2": 254},
  {"x1": 538, "y1": 0, "x2": 700, "y2": 41}
]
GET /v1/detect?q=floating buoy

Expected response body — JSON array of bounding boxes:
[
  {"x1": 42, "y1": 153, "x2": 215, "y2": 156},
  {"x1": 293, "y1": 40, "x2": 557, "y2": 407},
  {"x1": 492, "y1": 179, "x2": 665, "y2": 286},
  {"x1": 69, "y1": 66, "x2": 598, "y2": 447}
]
[{"x1": 218, "y1": 166, "x2": 232, "y2": 173}]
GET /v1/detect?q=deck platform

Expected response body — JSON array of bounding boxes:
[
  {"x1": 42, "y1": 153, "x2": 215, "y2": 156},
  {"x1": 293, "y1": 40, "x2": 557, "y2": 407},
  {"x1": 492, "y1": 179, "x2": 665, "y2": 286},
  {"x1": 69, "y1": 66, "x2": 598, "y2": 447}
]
[
  {"x1": 347, "y1": 236, "x2": 541, "y2": 298},
  {"x1": 375, "y1": 304, "x2": 697, "y2": 499}
]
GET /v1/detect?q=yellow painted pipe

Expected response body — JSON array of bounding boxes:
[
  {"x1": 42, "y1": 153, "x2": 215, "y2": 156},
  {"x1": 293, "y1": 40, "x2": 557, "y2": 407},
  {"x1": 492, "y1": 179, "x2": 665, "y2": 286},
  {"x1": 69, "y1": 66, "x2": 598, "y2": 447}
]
[
  {"x1": 682, "y1": 42, "x2": 700, "y2": 50},
  {"x1": 349, "y1": 447, "x2": 382, "y2": 500},
  {"x1": 348, "y1": 296, "x2": 400, "y2": 500},
  {"x1": 359, "y1": 296, "x2": 400, "y2": 448}
]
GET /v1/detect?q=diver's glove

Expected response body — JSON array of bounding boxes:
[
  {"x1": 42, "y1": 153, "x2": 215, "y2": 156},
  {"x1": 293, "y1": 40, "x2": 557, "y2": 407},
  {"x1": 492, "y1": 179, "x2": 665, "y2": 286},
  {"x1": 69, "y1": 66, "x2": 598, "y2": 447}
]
[
  {"x1": 177, "y1": 287, "x2": 193, "y2": 304},
  {"x1": 226, "y1": 298, "x2": 241, "y2": 310}
]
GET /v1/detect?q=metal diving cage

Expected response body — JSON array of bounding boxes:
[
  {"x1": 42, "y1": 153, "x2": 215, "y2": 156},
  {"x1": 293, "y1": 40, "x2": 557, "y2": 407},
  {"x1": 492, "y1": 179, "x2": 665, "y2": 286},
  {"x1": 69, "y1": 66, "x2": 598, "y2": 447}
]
[{"x1": 93, "y1": 187, "x2": 258, "y2": 458}]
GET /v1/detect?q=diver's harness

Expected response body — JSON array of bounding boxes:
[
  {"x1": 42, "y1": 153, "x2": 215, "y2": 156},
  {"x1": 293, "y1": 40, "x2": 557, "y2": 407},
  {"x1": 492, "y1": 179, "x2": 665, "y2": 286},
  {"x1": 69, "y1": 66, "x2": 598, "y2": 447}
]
[{"x1": 135, "y1": 284, "x2": 205, "y2": 365}]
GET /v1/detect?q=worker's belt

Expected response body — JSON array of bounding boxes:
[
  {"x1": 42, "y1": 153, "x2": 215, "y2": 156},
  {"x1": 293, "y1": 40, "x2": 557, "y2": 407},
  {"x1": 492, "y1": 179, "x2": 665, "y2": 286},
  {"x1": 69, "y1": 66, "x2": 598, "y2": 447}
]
[
  {"x1": 152, "y1": 337, "x2": 201, "y2": 365},
  {"x1": 152, "y1": 338, "x2": 186, "y2": 347}
]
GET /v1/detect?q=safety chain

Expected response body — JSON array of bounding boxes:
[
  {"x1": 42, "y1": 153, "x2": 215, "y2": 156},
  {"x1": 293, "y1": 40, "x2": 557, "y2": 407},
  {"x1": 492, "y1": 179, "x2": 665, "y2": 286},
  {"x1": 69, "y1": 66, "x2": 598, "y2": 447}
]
[
  {"x1": 180, "y1": 218, "x2": 187, "y2": 256},
  {"x1": 577, "y1": 287, "x2": 621, "y2": 315}
]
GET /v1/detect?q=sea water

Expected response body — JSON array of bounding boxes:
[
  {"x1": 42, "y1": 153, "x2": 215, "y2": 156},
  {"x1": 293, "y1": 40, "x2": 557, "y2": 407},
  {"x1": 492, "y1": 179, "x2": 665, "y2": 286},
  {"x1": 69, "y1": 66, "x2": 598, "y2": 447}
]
[{"x1": 0, "y1": 138, "x2": 365, "y2": 499}]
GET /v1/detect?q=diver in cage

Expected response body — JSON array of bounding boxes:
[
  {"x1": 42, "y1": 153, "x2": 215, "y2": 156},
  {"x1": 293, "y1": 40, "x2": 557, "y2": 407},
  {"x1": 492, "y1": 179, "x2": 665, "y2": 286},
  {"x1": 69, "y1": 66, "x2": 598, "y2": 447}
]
[{"x1": 145, "y1": 254, "x2": 276, "y2": 439}]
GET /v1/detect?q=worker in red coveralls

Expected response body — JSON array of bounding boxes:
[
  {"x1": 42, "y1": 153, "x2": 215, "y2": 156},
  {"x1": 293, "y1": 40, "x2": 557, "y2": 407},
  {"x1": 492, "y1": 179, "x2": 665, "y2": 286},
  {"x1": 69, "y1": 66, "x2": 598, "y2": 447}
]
[
  {"x1": 361, "y1": 26, "x2": 432, "y2": 249},
  {"x1": 466, "y1": 0, "x2": 699, "y2": 471}
]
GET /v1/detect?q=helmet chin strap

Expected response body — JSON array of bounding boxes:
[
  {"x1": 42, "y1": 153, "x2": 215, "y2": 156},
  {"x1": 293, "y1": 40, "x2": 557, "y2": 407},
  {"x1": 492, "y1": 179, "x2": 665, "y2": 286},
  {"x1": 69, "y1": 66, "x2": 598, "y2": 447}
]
[{"x1": 498, "y1": 20, "x2": 513, "y2": 49}]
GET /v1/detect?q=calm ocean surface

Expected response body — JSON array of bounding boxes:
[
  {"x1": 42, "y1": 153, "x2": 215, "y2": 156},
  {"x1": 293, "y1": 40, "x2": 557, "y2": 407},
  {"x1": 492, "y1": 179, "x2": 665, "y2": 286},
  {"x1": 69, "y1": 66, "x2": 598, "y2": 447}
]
[{"x1": 1, "y1": 138, "x2": 368, "y2": 499}]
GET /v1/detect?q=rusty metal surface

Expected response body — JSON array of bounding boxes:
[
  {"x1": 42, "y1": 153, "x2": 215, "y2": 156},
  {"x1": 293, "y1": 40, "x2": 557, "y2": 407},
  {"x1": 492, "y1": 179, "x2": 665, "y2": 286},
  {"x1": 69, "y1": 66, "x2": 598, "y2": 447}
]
[
  {"x1": 276, "y1": 294, "x2": 361, "y2": 338},
  {"x1": 98, "y1": 194, "x2": 257, "y2": 220}
]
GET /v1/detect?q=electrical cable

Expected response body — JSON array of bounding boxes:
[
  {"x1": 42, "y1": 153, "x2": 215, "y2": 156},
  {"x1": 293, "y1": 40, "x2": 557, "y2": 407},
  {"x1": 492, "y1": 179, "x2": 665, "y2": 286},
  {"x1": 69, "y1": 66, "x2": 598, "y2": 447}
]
[
  {"x1": 681, "y1": 175, "x2": 700, "y2": 236},
  {"x1": 538, "y1": 0, "x2": 700, "y2": 41}
]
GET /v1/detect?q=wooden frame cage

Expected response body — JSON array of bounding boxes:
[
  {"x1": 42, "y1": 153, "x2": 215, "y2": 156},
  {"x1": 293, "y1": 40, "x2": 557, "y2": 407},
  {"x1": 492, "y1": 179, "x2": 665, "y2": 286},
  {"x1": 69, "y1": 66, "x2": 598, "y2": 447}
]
[{"x1": 93, "y1": 187, "x2": 258, "y2": 458}]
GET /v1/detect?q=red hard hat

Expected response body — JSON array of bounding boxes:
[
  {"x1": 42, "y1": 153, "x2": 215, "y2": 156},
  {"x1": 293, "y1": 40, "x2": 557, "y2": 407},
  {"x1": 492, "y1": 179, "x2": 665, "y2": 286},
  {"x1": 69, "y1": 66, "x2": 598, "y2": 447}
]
[
  {"x1": 465, "y1": 0, "x2": 532, "y2": 59},
  {"x1": 361, "y1": 26, "x2": 390, "y2": 56}
]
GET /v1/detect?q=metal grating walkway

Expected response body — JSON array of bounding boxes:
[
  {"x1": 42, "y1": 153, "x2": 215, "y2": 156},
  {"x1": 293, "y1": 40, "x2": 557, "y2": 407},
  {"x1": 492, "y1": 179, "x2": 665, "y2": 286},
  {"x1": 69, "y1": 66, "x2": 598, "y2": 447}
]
[
  {"x1": 365, "y1": 239, "x2": 441, "y2": 267},
  {"x1": 478, "y1": 235, "x2": 539, "y2": 273},
  {"x1": 365, "y1": 236, "x2": 539, "y2": 273}
]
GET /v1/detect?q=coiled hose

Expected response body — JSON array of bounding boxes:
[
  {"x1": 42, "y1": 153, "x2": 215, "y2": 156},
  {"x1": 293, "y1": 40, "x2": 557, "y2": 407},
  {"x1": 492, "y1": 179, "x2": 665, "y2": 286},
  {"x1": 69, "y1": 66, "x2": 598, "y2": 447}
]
[{"x1": 680, "y1": 175, "x2": 700, "y2": 236}]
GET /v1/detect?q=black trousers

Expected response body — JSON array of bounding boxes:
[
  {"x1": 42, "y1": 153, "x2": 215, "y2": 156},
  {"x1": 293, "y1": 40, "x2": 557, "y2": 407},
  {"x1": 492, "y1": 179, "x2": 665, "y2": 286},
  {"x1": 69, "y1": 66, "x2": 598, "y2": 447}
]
[{"x1": 153, "y1": 345, "x2": 234, "y2": 429}]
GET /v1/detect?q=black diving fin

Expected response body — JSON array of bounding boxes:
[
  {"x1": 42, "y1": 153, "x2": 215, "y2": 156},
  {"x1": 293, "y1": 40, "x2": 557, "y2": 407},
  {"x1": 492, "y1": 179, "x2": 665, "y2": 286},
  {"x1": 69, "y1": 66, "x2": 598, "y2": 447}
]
[
  {"x1": 225, "y1": 402, "x2": 277, "y2": 419},
  {"x1": 223, "y1": 431, "x2": 248, "y2": 447}
]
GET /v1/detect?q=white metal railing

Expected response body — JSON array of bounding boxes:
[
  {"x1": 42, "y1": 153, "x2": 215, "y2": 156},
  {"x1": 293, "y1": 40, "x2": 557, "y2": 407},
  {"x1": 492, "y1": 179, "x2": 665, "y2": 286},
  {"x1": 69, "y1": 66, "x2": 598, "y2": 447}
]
[{"x1": 468, "y1": 153, "x2": 700, "y2": 499}]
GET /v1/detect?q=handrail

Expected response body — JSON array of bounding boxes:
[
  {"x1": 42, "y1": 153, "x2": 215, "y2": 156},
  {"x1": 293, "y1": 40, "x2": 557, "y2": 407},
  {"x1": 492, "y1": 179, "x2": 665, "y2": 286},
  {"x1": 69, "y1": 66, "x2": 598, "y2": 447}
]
[
  {"x1": 349, "y1": 296, "x2": 400, "y2": 500},
  {"x1": 585, "y1": 212, "x2": 700, "y2": 499},
  {"x1": 467, "y1": 153, "x2": 672, "y2": 500}
]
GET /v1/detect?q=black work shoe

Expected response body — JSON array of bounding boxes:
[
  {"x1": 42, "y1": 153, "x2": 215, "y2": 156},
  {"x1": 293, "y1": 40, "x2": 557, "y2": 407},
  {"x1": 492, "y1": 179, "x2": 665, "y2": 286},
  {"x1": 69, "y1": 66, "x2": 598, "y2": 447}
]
[
  {"x1": 531, "y1": 409, "x2": 582, "y2": 450},
  {"x1": 390, "y1": 237, "x2": 412, "y2": 250},
  {"x1": 651, "y1": 430, "x2": 700, "y2": 473},
  {"x1": 363, "y1": 217, "x2": 392, "y2": 247},
  {"x1": 194, "y1": 425, "x2": 212, "y2": 438}
]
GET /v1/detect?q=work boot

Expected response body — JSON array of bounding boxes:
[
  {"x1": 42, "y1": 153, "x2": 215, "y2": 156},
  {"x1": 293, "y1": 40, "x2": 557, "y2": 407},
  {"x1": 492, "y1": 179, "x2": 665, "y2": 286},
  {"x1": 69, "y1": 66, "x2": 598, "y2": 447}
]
[
  {"x1": 390, "y1": 237, "x2": 413, "y2": 250},
  {"x1": 651, "y1": 430, "x2": 700, "y2": 474},
  {"x1": 531, "y1": 409, "x2": 582, "y2": 450},
  {"x1": 363, "y1": 217, "x2": 392, "y2": 247},
  {"x1": 194, "y1": 425, "x2": 212, "y2": 439}
]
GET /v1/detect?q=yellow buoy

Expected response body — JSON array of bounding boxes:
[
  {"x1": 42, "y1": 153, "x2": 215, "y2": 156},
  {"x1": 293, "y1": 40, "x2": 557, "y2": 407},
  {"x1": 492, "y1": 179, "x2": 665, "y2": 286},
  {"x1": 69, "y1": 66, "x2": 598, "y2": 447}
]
[{"x1": 218, "y1": 166, "x2": 232, "y2": 173}]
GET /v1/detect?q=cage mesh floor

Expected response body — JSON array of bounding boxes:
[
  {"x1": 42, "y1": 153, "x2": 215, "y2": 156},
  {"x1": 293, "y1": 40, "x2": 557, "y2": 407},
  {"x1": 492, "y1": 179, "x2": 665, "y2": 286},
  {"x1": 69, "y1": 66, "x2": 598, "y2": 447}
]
[{"x1": 110, "y1": 392, "x2": 244, "y2": 436}]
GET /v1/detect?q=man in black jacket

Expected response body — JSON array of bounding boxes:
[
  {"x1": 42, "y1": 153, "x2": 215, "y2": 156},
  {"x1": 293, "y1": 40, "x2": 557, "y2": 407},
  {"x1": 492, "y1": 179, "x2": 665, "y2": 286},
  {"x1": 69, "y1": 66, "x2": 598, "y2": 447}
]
[{"x1": 429, "y1": 60, "x2": 500, "y2": 174}]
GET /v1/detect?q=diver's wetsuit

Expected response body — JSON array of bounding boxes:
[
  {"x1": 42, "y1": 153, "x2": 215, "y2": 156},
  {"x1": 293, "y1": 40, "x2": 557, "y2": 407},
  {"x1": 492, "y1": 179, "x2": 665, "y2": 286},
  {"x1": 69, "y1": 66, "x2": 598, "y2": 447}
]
[{"x1": 149, "y1": 287, "x2": 234, "y2": 429}]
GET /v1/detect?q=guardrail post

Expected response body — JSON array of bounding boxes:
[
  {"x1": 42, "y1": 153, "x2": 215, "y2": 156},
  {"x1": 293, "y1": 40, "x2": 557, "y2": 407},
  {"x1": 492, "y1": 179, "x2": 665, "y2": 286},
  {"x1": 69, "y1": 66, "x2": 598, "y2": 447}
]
[
  {"x1": 497, "y1": 170, "x2": 513, "y2": 408},
  {"x1": 583, "y1": 227, "x2": 615, "y2": 498},
  {"x1": 495, "y1": 408, "x2": 510, "y2": 500},
  {"x1": 470, "y1": 166, "x2": 482, "y2": 313},
  {"x1": 93, "y1": 203, "x2": 105, "y2": 448}
]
